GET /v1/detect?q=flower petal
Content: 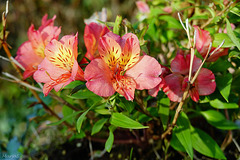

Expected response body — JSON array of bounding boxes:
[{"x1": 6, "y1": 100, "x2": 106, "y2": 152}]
[
  {"x1": 98, "y1": 33, "x2": 122, "y2": 70},
  {"x1": 194, "y1": 25, "x2": 212, "y2": 58},
  {"x1": 171, "y1": 54, "x2": 188, "y2": 75},
  {"x1": 15, "y1": 41, "x2": 44, "y2": 79},
  {"x1": 120, "y1": 33, "x2": 140, "y2": 71},
  {"x1": 33, "y1": 58, "x2": 68, "y2": 83},
  {"x1": 28, "y1": 25, "x2": 45, "y2": 58},
  {"x1": 45, "y1": 39, "x2": 75, "y2": 71},
  {"x1": 39, "y1": 14, "x2": 56, "y2": 31},
  {"x1": 113, "y1": 76, "x2": 136, "y2": 101},
  {"x1": 59, "y1": 33, "x2": 78, "y2": 59},
  {"x1": 196, "y1": 68, "x2": 216, "y2": 96},
  {"x1": 164, "y1": 73, "x2": 184, "y2": 102},
  {"x1": 125, "y1": 55, "x2": 162, "y2": 90},
  {"x1": 185, "y1": 54, "x2": 202, "y2": 73},
  {"x1": 84, "y1": 58, "x2": 115, "y2": 97}
]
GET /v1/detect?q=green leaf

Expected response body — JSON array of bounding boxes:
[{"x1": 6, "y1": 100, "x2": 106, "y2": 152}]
[
  {"x1": 209, "y1": 58, "x2": 231, "y2": 72},
  {"x1": 113, "y1": 15, "x2": 122, "y2": 35},
  {"x1": 118, "y1": 98, "x2": 135, "y2": 113},
  {"x1": 229, "y1": 51, "x2": 240, "y2": 59},
  {"x1": 76, "y1": 101, "x2": 105, "y2": 133},
  {"x1": 62, "y1": 105, "x2": 74, "y2": 124},
  {"x1": 215, "y1": 73, "x2": 232, "y2": 102},
  {"x1": 158, "y1": 15, "x2": 182, "y2": 29},
  {"x1": 70, "y1": 84, "x2": 86, "y2": 95},
  {"x1": 110, "y1": 113, "x2": 148, "y2": 129},
  {"x1": 48, "y1": 110, "x2": 83, "y2": 126},
  {"x1": 64, "y1": 81, "x2": 85, "y2": 89},
  {"x1": 200, "y1": 110, "x2": 240, "y2": 130},
  {"x1": 210, "y1": 99, "x2": 239, "y2": 109},
  {"x1": 158, "y1": 98, "x2": 170, "y2": 130},
  {"x1": 226, "y1": 18, "x2": 240, "y2": 51},
  {"x1": 191, "y1": 126, "x2": 226, "y2": 159},
  {"x1": 212, "y1": 33, "x2": 235, "y2": 48},
  {"x1": 173, "y1": 112, "x2": 193, "y2": 159},
  {"x1": 91, "y1": 118, "x2": 108, "y2": 135},
  {"x1": 170, "y1": 133, "x2": 186, "y2": 152},
  {"x1": 69, "y1": 89, "x2": 100, "y2": 99},
  {"x1": 105, "y1": 126, "x2": 116, "y2": 152}
]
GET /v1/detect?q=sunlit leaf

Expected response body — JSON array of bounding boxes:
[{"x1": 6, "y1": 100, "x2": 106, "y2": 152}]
[
  {"x1": 173, "y1": 112, "x2": 193, "y2": 159},
  {"x1": 113, "y1": 15, "x2": 122, "y2": 35},
  {"x1": 110, "y1": 113, "x2": 148, "y2": 129},
  {"x1": 69, "y1": 89, "x2": 100, "y2": 99},
  {"x1": 62, "y1": 105, "x2": 74, "y2": 124},
  {"x1": 212, "y1": 33, "x2": 235, "y2": 48},
  {"x1": 64, "y1": 81, "x2": 85, "y2": 89},
  {"x1": 209, "y1": 58, "x2": 231, "y2": 72},
  {"x1": 158, "y1": 98, "x2": 170, "y2": 130},
  {"x1": 200, "y1": 110, "x2": 240, "y2": 130},
  {"x1": 210, "y1": 99, "x2": 239, "y2": 109},
  {"x1": 229, "y1": 51, "x2": 240, "y2": 59},
  {"x1": 191, "y1": 126, "x2": 226, "y2": 159},
  {"x1": 76, "y1": 101, "x2": 105, "y2": 133},
  {"x1": 226, "y1": 18, "x2": 240, "y2": 51},
  {"x1": 105, "y1": 125, "x2": 116, "y2": 152},
  {"x1": 91, "y1": 118, "x2": 108, "y2": 135},
  {"x1": 215, "y1": 73, "x2": 232, "y2": 102}
]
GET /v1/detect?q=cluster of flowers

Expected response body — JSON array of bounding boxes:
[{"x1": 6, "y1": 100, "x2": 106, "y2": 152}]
[{"x1": 15, "y1": 14, "x2": 229, "y2": 102}]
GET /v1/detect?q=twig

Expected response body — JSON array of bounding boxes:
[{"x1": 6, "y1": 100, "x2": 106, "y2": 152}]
[
  {"x1": 232, "y1": 138, "x2": 240, "y2": 152},
  {"x1": 201, "y1": 2, "x2": 235, "y2": 29}
]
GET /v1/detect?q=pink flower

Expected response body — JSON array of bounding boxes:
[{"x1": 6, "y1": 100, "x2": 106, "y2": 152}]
[
  {"x1": 163, "y1": 6, "x2": 172, "y2": 13},
  {"x1": 33, "y1": 34, "x2": 85, "y2": 96},
  {"x1": 194, "y1": 26, "x2": 228, "y2": 62},
  {"x1": 81, "y1": 22, "x2": 109, "y2": 64},
  {"x1": 15, "y1": 14, "x2": 61, "y2": 79},
  {"x1": 84, "y1": 32, "x2": 162, "y2": 101},
  {"x1": 158, "y1": 53, "x2": 216, "y2": 102},
  {"x1": 136, "y1": 1, "x2": 150, "y2": 13},
  {"x1": 149, "y1": 65, "x2": 171, "y2": 97}
]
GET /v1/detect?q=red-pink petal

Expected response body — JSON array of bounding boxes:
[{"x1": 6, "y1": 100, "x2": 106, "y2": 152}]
[
  {"x1": 125, "y1": 55, "x2": 162, "y2": 90},
  {"x1": 171, "y1": 54, "x2": 188, "y2": 75},
  {"x1": 41, "y1": 26, "x2": 61, "y2": 45},
  {"x1": 196, "y1": 68, "x2": 216, "y2": 96},
  {"x1": 194, "y1": 25, "x2": 212, "y2": 58},
  {"x1": 164, "y1": 73, "x2": 184, "y2": 102},
  {"x1": 28, "y1": 25, "x2": 45, "y2": 58},
  {"x1": 207, "y1": 48, "x2": 229, "y2": 62},
  {"x1": 189, "y1": 87, "x2": 199, "y2": 102},
  {"x1": 185, "y1": 54, "x2": 202, "y2": 73},
  {"x1": 15, "y1": 41, "x2": 44, "y2": 79},
  {"x1": 39, "y1": 14, "x2": 56, "y2": 31},
  {"x1": 84, "y1": 58, "x2": 115, "y2": 97}
]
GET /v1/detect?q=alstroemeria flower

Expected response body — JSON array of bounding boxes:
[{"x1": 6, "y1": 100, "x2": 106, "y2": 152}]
[
  {"x1": 84, "y1": 32, "x2": 162, "y2": 101},
  {"x1": 149, "y1": 65, "x2": 171, "y2": 97},
  {"x1": 15, "y1": 14, "x2": 61, "y2": 79},
  {"x1": 136, "y1": 1, "x2": 150, "y2": 13},
  {"x1": 194, "y1": 26, "x2": 228, "y2": 62},
  {"x1": 160, "y1": 54, "x2": 216, "y2": 102},
  {"x1": 33, "y1": 34, "x2": 85, "y2": 96},
  {"x1": 81, "y1": 22, "x2": 109, "y2": 64}
]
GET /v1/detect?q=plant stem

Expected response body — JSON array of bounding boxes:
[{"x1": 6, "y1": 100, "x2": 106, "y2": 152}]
[{"x1": 200, "y1": 1, "x2": 236, "y2": 29}]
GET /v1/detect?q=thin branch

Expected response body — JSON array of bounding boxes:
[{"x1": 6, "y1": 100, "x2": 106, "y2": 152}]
[{"x1": 201, "y1": 1, "x2": 234, "y2": 29}]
